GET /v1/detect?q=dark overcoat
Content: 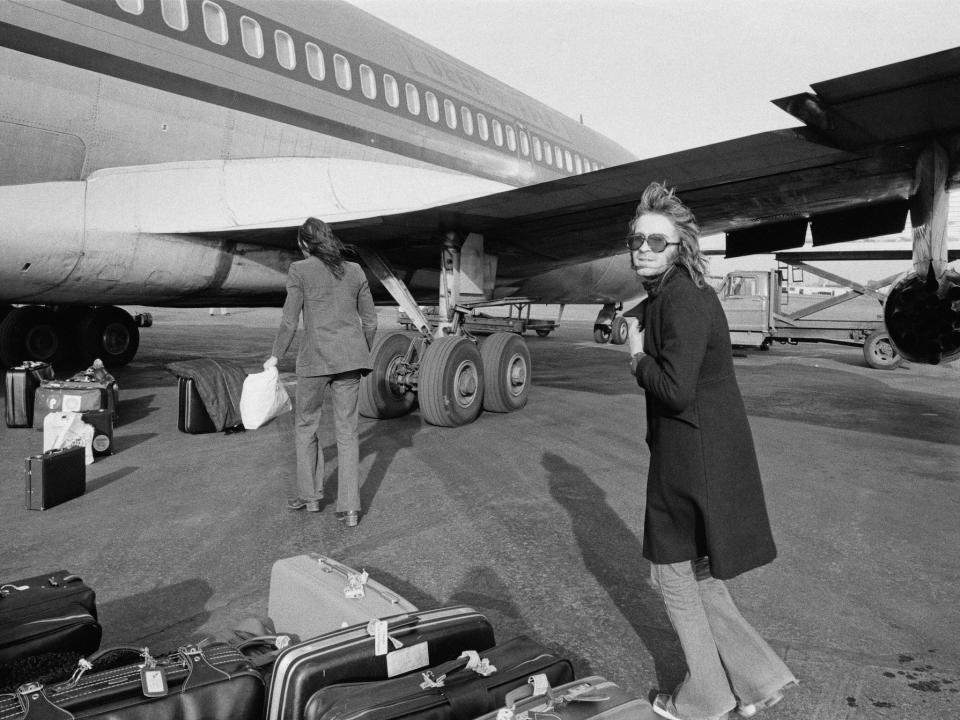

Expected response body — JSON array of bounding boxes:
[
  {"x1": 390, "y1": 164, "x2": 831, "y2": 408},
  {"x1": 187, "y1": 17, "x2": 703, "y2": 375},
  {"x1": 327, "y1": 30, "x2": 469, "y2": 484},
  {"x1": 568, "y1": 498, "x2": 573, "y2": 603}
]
[{"x1": 634, "y1": 266, "x2": 776, "y2": 579}]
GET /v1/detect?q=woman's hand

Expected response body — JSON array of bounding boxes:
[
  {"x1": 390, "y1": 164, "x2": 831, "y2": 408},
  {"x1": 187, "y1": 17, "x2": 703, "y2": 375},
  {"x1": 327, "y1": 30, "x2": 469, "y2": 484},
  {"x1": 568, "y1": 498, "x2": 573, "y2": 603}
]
[{"x1": 263, "y1": 356, "x2": 278, "y2": 371}]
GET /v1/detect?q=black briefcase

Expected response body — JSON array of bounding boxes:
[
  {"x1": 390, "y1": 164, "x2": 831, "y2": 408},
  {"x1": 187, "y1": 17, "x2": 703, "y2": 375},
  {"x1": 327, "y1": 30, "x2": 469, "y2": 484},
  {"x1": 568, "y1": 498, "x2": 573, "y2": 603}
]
[
  {"x1": 0, "y1": 642, "x2": 264, "y2": 720},
  {"x1": 177, "y1": 377, "x2": 217, "y2": 434},
  {"x1": 5, "y1": 361, "x2": 55, "y2": 428},
  {"x1": 0, "y1": 571, "x2": 101, "y2": 666},
  {"x1": 24, "y1": 446, "x2": 85, "y2": 510}
]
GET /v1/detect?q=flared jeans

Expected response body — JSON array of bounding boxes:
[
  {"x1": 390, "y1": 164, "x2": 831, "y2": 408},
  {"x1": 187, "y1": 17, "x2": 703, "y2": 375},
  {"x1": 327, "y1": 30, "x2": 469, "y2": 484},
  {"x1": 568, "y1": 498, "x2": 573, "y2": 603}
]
[{"x1": 650, "y1": 558, "x2": 796, "y2": 719}]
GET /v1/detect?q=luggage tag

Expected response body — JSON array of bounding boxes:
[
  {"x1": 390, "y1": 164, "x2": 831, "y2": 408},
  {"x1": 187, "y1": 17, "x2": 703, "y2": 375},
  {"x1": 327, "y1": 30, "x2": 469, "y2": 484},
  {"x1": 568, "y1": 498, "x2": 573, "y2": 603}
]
[{"x1": 139, "y1": 649, "x2": 169, "y2": 698}]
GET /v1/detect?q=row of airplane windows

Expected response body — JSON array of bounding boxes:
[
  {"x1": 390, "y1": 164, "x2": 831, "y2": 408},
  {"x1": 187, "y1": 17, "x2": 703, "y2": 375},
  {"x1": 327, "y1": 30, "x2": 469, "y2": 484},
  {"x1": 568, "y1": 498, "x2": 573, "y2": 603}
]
[{"x1": 113, "y1": 0, "x2": 604, "y2": 175}]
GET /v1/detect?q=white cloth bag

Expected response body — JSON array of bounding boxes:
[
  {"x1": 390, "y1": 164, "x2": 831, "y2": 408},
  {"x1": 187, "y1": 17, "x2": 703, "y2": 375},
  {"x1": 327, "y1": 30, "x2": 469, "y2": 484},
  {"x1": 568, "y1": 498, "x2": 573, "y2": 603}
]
[
  {"x1": 240, "y1": 367, "x2": 292, "y2": 429},
  {"x1": 43, "y1": 411, "x2": 95, "y2": 465}
]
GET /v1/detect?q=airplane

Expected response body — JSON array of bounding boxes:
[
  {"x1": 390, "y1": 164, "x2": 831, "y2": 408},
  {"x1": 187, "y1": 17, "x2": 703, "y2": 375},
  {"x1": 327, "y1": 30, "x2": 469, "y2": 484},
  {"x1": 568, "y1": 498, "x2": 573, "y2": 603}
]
[{"x1": 2, "y1": 0, "x2": 959, "y2": 428}]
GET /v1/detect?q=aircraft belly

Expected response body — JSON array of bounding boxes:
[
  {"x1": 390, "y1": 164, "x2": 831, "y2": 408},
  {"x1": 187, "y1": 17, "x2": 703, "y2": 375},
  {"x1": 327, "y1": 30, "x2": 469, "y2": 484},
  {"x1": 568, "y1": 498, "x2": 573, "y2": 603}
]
[{"x1": 512, "y1": 254, "x2": 644, "y2": 304}]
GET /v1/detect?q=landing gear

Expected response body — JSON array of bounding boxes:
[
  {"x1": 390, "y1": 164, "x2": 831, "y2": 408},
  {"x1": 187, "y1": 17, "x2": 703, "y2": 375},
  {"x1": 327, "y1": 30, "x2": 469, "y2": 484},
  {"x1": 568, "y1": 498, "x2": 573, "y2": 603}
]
[
  {"x1": 610, "y1": 316, "x2": 628, "y2": 345},
  {"x1": 593, "y1": 303, "x2": 623, "y2": 344},
  {"x1": 359, "y1": 332, "x2": 419, "y2": 419},
  {"x1": 481, "y1": 332, "x2": 530, "y2": 412},
  {"x1": 419, "y1": 336, "x2": 484, "y2": 427},
  {"x1": 77, "y1": 306, "x2": 139, "y2": 367},
  {"x1": 863, "y1": 330, "x2": 902, "y2": 370},
  {"x1": 0, "y1": 306, "x2": 62, "y2": 367}
]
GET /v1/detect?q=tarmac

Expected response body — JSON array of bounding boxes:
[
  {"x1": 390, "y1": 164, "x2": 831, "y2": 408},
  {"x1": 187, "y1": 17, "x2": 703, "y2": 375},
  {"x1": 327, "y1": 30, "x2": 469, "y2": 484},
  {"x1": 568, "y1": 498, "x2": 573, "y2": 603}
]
[{"x1": 2, "y1": 306, "x2": 959, "y2": 720}]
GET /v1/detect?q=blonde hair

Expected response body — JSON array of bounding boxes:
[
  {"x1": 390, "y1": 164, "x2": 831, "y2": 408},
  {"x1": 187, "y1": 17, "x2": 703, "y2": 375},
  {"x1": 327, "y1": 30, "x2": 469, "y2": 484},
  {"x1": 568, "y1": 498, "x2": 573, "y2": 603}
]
[{"x1": 631, "y1": 182, "x2": 709, "y2": 287}]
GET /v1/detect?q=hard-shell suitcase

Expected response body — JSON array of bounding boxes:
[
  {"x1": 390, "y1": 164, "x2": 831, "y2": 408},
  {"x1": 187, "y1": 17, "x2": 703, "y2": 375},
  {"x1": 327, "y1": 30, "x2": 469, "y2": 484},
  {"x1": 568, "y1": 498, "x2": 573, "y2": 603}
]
[
  {"x1": 265, "y1": 605, "x2": 495, "y2": 720},
  {"x1": 303, "y1": 635, "x2": 574, "y2": 720},
  {"x1": 81, "y1": 409, "x2": 114, "y2": 457},
  {"x1": 177, "y1": 376, "x2": 216, "y2": 434},
  {"x1": 33, "y1": 381, "x2": 115, "y2": 430},
  {"x1": 0, "y1": 641, "x2": 264, "y2": 720},
  {"x1": 268, "y1": 555, "x2": 418, "y2": 641},
  {"x1": 474, "y1": 675, "x2": 650, "y2": 720},
  {"x1": 24, "y1": 446, "x2": 86, "y2": 510},
  {"x1": 5, "y1": 361, "x2": 55, "y2": 428},
  {"x1": 0, "y1": 571, "x2": 101, "y2": 665}
]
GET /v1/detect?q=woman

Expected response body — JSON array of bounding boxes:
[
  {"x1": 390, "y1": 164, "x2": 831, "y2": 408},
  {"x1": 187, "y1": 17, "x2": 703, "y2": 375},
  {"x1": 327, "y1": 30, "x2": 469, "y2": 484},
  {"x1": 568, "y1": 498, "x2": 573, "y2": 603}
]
[
  {"x1": 265, "y1": 217, "x2": 377, "y2": 527},
  {"x1": 625, "y1": 183, "x2": 796, "y2": 720}
]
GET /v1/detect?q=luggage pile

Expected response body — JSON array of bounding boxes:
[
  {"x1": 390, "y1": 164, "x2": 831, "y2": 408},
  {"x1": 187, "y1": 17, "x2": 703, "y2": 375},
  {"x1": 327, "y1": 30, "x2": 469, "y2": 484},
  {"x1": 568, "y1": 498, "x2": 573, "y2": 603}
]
[
  {"x1": 0, "y1": 555, "x2": 649, "y2": 720},
  {"x1": 5, "y1": 360, "x2": 120, "y2": 511}
]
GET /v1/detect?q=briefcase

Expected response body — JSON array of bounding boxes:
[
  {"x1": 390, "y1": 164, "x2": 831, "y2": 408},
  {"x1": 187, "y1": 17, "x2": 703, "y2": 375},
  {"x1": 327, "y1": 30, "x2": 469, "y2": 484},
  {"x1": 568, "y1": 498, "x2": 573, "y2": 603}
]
[
  {"x1": 24, "y1": 446, "x2": 86, "y2": 510},
  {"x1": 5, "y1": 361, "x2": 55, "y2": 428},
  {"x1": 0, "y1": 571, "x2": 101, "y2": 665},
  {"x1": 265, "y1": 605, "x2": 495, "y2": 720},
  {"x1": 177, "y1": 377, "x2": 216, "y2": 434},
  {"x1": 268, "y1": 555, "x2": 418, "y2": 641},
  {"x1": 33, "y1": 381, "x2": 115, "y2": 430},
  {"x1": 474, "y1": 675, "x2": 649, "y2": 720},
  {"x1": 0, "y1": 641, "x2": 264, "y2": 720},
  {"x1": 303, "y1": 635, "x2": 574, "y2": 720}
]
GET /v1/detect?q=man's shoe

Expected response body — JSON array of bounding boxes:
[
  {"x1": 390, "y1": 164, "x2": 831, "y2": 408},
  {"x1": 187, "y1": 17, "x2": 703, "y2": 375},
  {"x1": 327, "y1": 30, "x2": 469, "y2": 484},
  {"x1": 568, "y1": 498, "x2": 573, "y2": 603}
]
[
  {"x1": 341, "y1": 511, "x2": 360, "y2": 527},
  {"x1": 287, "y1": 497, "x2": 322, "y2": 511}
]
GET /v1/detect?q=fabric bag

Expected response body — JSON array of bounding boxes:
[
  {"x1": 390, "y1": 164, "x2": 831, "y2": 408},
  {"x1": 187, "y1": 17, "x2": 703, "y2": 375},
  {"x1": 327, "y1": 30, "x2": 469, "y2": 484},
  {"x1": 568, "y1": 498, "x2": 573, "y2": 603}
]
[
  {"x1": 240, "y1": 367, "x2": 292, "y2": 429},
  {"x1": 42, "y1": 412, "x2": 95, "y2": 465}
]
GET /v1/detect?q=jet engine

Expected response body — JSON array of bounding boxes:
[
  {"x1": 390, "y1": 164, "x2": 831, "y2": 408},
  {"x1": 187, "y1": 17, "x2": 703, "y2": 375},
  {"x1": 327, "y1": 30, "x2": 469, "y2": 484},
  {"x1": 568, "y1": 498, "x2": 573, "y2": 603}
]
[{"x1": 884, "y1": 266, "x2": 960, "y2": 365}]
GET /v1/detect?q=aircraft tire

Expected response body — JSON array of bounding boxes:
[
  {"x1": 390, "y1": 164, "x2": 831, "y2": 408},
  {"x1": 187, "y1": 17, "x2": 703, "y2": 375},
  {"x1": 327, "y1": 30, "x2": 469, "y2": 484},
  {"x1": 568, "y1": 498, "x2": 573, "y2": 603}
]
[
  {"x1": 480, "y1": 332, "x2": 530, "y2": 412},
  {"x1": 593, "y1": 326, "x2": 611, "y2": 344},
  {"x1": 419, "y1": 336, "x2": 484, "y2": 427},
  {"x1": 0, "y1": 305, "x2": 63, "y2": 368},
  {"x1": 359, "y1": 331, "x2": 418, "y2": 419},
  {"x1": 77, "y1": 306, "x2": 140, "y2": 368},
  {"x1": 863, "y1": 330, "x2": 902, "y2": 370},
  {"x1": 610, "y1": 316, "x2": 628, "y2": 345}
]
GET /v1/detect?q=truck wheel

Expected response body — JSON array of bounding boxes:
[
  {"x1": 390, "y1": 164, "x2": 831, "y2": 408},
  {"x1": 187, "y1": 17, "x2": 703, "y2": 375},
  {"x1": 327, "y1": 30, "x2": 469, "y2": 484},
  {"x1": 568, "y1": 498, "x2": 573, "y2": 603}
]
[
  {"x1": 610, "y1": 316, "x2": 628, "y2": 345},
  {"x1": 359, "y1": 332, "x2": 418, "y2": 419},
  {"x1": 480, "y1": 332, "x2": 530, "y2": 412},
  {"x1": 419, "y1": 336, "x2": 484, "y2": 427},
  {"x1": 863, "y1": 330, "x2": 902, "y2": 370},
  {"x1": 535, "y1": 329, "x2": 551, "y2": 337}
]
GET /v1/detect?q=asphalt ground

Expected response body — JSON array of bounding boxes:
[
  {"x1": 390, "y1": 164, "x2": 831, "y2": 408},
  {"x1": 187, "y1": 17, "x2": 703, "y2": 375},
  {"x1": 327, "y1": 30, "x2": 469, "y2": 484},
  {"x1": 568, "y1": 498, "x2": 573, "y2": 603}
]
[{"x1": 2, "y1": 306, "x2": 959, "y2": 719}]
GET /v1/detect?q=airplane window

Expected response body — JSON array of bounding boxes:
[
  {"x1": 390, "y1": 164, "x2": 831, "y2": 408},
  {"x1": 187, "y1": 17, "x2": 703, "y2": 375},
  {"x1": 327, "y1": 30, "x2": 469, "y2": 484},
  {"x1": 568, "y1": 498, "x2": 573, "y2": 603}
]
[
  {"x1": 564, "y1": 150, "x2": 573, "y2": 172},
  {"x1": 305, "y1": 43, "x2": 325, "y2": 81},
  {"x1": 161, "y1": 0, "x2": 187, "y2": 29},
  {"x1": 555, "y1": 147, "x2": 565, "y2": 169},
  {"x1": 383, "y1": 74, "x2": 399, "y2": 107},
  {"x1": 334, "y1": 54, "x2": 352, "y2": 90},
  {"x1": 519, "y1": 130, "x2": 529, "y2": 157},
  {"x1": 492, "y1": 119, "x2": 503, "y2": 147},
  {"x1": 201, "y1": 1, "x2": 228, "y2": 45},
  {"x1": 275, "y1": 30, "x2": 296, "y2": 70},
  {"x1": 443, "y1": 99, "x2": 457, "y2": 129},
  {"x1": 543, "y1": 141, "x2": 553, "y2": 165},
  {"x1": 360, "y1": 65, "x2": 377, "y2": 99},
  {"x1": 532, "y1": 136, "x2": 542, "y2": 161},
  {"x1": 477, "y1": 113, "x2": 489, "y2": 141},
  {"x1": 405, "y1": 83, "x2": 420, "y2": 115},
  {"x1": 425, "y1": 92, "x2": 439, "y2": 123},
  {"x1": 240, "y1": 17, "x2": 263, "y2": 58},
  {"x1": 116, "y1": 0, "x2": 143, "y2": 14},
  {"x1": 461, "y1": 107, "x2": 474, "y2": 136},
  {"x1": 505, "y1": 125, "x2": 517, "y2": 152},
  {"x1": 574, "y1": 155, "x2": 583, "y2": 174}
]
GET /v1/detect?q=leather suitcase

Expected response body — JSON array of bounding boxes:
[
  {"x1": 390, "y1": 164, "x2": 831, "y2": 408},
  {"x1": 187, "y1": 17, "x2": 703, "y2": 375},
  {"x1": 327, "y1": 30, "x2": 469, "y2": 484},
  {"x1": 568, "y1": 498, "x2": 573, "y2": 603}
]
[
  {"x1": 303, "y1": 635, "x2": 574, "y2": 720},
  {"x1": 0, "y1": 571, "x2": 101, "y2": 665},
  {"x1": 268, "y1": 555, "x2": 418, "y2": 641},
  {"x1": 177, "y1": 376, "x2": 216, "y2": 434},
  {"x1": 474, "y1": 675, "x2": 649, "y2": 720},
  {"x1": 81, "y1": 409, "x2": 114, "y2": 457},
  {"x1": 0, "y1": 641, "x2": 264, "y2": 720},
  {"x1": 5, "y1": 361, "x2": 55, "y2": 428},
  {"x1": 33, "y1": 381, "x2": 114, "y2": 431},
  {"x1": 24, "y1": 446, "x2": 86, "y2": 510},
  {"x1": 265, "y1": 605, "x2": 495, "y2": 720}
]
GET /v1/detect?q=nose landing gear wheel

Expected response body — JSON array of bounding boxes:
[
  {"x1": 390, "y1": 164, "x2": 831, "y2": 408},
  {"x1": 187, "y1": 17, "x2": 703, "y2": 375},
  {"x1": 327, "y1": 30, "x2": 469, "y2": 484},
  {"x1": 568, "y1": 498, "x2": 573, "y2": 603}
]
[
  {"x1": 610, "y1": 316, "x2": 628, "y2": 345},
  {"x1": 360, "y1": 332, "x2": 418, "y2": 419},
  {"x1": 593, "y1": 326, "x2": 612, "y2": 344},
  {"x1": 480, "y1": 332, "x2": 530, "y2": 412},
  {"x1": 419, "y1": 336, "x2": 484, "y2": 427}
]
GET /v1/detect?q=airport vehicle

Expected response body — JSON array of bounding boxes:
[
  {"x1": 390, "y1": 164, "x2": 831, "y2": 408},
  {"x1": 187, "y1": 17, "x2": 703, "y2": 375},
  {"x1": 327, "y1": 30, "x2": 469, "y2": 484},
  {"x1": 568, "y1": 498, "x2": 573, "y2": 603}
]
[
  {"x1": 398, "y1": 301, "x2": 562, "y2": 337},
  {"x1": 717, "y1": 268, "x2": 902, "y2": 369},
  {"x1": 2, "y1": 1, "x2": 960, "y2": 426}
]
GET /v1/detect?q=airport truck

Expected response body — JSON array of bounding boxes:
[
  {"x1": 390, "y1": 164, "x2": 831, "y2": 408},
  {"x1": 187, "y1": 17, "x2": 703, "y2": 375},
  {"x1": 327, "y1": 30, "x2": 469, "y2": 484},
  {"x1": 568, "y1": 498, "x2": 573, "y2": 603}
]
[{"x1": 717, "y1": 268, "x2": 902, "y2": 369}]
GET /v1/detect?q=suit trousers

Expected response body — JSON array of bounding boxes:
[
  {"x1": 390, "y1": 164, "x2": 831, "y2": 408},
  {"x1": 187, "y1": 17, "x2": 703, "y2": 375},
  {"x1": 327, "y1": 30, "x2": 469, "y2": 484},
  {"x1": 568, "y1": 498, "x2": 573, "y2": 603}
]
[
  {"x1": 649, "y1": 558, "x2": 796, "y2": 719},
  {"x1": 294, "y1": 371, "x2": 362, "y2": 513}
]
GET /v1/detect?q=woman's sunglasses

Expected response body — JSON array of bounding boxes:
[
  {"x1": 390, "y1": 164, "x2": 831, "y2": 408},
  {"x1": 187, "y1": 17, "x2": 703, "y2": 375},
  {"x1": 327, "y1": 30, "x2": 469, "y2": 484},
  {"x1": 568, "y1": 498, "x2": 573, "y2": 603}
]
[{"x1": 625, "y1": 233, "x2": 680, "y2": 254}]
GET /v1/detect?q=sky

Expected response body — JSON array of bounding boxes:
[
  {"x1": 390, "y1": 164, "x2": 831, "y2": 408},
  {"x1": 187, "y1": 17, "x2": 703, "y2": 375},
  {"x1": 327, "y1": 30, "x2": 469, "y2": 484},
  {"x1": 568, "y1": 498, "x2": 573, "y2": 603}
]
[{"x1": 349, "y1": 0, "x2": 960, "y2": 159}]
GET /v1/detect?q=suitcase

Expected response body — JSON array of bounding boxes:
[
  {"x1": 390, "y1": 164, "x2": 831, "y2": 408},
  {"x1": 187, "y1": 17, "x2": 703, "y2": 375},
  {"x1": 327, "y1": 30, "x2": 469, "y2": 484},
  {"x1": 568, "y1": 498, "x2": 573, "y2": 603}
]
[
  {"x1": 265, "y1": 605, "x2": 495, "y2": 720},
  {"x1": 0, "y1": 641, "x2": 264, "y2": 720},
  {"x1": 5, "y1": 361, "x2": 55, "y2": 428},
  {"x1": 24, "y1": 446, "x2": 86, "y2": 510},
  {"x1": 0, "y1": 571, "x2": 101, "y2": 665},
  {"x1": 268, "y1": 555, "x2": 419, "y2": 641},
  {"x1": 474, "y1": 675, "x2": 649, "y2": 720},
  {"x1": 178, "y1": 376, "x2": 217, "y2": 434},
  {"x1": 81, "y1": 409, "x2": 114, "y2": 457},
  {"x1": 303, "y1": 635, "x2": 574, "y2": 720},
  {"x1": 33, "y1": 380, "x2": 116, "y2": 430}
]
